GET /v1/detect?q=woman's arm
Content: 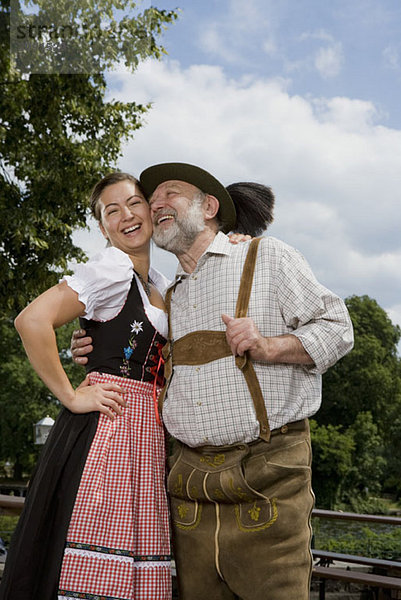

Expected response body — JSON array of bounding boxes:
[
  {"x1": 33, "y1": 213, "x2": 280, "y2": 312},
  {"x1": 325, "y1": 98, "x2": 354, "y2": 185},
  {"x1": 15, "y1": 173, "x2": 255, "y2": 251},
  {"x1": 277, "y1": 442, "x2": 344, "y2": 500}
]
[{"x1": 15, "y1": 281, "x2": 126, "y2": 420}]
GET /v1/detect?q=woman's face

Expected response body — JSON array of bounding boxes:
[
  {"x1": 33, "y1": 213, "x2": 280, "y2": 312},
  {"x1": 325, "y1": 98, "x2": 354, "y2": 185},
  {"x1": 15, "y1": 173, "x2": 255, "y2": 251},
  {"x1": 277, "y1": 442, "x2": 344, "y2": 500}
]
[{"x1": 98, "y1": 180, "x2": 153, "y2": 255}]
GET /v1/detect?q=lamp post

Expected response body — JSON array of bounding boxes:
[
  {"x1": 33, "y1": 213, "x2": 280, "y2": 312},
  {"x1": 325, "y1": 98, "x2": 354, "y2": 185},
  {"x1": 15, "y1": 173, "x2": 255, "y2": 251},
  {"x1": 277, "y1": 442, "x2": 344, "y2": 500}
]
[{"x1": 33, "y1": 415, "x2": 55, "y2": 445}]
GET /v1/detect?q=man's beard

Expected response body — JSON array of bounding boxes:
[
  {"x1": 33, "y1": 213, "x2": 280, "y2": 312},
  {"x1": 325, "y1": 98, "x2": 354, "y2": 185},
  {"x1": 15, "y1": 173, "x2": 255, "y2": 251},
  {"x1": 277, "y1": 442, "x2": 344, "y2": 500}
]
[{"x1": 152, "y1": 194, "x2": 206, "y2": 254}]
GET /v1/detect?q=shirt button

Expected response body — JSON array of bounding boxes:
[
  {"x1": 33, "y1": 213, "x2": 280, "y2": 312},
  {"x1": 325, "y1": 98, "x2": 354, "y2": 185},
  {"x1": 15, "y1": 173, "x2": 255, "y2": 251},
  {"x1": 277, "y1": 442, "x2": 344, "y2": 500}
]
[
  {"x1": 195, "y1": 367, "x2": 200, "y2": 372},
  {"x1": 193, "y1": 304, "x2": 197, "y2": 309},
  {"x1": 192, "y1": 275, "x2": 198, "y2": 280},
  {"x1": 197, "y1": 401, "x2": 202, "y2": 406},
  {"x1": 203, "y1": 436, "x2": 209, "y2": 442}
]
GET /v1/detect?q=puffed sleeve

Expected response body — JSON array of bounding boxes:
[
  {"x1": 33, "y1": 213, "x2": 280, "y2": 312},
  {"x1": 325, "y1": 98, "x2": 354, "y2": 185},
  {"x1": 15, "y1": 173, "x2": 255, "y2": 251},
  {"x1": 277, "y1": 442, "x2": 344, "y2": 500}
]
[{"x1": 61, "y1": 247, "x2": 134, "y2": 321}]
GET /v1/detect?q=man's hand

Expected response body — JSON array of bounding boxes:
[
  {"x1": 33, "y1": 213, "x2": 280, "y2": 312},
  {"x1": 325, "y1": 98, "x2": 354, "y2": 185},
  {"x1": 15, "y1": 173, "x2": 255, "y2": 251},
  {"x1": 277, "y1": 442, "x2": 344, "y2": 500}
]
[
  {"x1": 222, "y1": 314, "x2": 268, "y2": 361},
  {"x1": 221, "y1": 314, "x2": 315, "y2": 365},
  {"x1": 71, "y1": 328, "x2": 93, "y2": 365}
]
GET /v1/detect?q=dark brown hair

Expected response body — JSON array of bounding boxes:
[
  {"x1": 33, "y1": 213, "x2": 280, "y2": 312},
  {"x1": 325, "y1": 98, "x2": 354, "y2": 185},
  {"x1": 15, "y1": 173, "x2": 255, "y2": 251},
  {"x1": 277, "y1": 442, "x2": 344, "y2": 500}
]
[{"x1": 89, "y1": 172, "x2": 145, "y2": 221}]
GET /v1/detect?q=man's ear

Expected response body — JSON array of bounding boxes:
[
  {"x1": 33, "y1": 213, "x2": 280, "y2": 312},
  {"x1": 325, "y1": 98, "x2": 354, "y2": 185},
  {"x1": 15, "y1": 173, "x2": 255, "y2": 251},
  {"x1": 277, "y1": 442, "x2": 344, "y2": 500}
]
[{"x1": 203, "y1": 194, "x2": 220, "y2": 222}]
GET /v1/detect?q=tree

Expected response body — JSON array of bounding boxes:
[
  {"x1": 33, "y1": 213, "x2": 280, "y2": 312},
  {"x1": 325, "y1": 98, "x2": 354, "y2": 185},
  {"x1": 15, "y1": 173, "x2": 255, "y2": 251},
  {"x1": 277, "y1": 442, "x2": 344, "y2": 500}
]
[
  {"x1": 0, "y1": 317, "x2": 84, "y2": 479},
  {"x1": 318, "y1": 295, "x2": 401, "y2": 435},
  {"x1": 310, "y1": 420, "x2": 355, "y2": 509},
  {"x1": 0, "y1": 0, "x2": 178, "y2": 478},
  {"x1": 343, "y1": 412, "x2": 385, "y2": 499},
  {"x1": 312, "y1": 295, "x2": 401, "y2": 506},
  {"x1": 0, "y1": 0, "x2": 178, "y2": 315}
]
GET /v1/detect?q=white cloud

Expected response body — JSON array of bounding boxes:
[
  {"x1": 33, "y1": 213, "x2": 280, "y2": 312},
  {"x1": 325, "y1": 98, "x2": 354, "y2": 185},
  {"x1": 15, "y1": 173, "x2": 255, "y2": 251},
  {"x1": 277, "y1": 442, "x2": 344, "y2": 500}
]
[
  {"x1": 262, "y1": 37, "x2": 277, "y2": 57},
  {"x1": 314, "y1": 42, "x2": 344, "y2": 78},
  {"x1": 313, "y1": 96, "x2": 380, "y2": 131},
  {"x1": 197, "y1": 0, "x2": 279, "y2": 67},
  {"x1": 299, "y1": 29, "x2": 334, "y2": 43},
  {"x1": 198, "y1": 23, "x2": 240, "y2": 64},
  {"x1": 382, "y1": 45, "x2": 400, "y2": 70},
  {"x1": 98, "y1": 59, "x2": 401, "y2": 332}
]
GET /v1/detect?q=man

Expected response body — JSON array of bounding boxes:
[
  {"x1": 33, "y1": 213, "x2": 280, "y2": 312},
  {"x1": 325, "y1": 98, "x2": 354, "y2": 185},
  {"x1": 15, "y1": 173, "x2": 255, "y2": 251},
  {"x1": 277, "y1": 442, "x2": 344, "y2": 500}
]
[{"x1": 73, "y1": 163, "x2": 353, "y2": 600}]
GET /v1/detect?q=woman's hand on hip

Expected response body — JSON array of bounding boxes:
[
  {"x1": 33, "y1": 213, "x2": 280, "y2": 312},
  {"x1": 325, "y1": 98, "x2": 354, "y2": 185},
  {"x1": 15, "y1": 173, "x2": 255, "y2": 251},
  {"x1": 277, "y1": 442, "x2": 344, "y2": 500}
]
[{"x1": 66, "y1": 382, "x2": 127, "y2": 420}]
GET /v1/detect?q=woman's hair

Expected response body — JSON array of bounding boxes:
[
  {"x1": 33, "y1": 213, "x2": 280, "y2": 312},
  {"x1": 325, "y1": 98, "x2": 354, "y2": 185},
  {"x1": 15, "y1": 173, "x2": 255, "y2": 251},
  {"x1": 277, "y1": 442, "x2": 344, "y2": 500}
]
[
  {"x1": 89, "y1": 172, "x2": 145, "y2": 221},
  {"x1": 226, "y1": 182, "x2": 275, "y2": 237}
]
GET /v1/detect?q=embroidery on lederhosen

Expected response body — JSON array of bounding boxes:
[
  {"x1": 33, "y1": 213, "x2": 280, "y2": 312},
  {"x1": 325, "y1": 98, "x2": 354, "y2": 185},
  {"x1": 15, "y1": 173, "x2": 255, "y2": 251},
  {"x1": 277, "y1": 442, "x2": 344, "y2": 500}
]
[{"x1": 168, "y1": 444, "x2": 277, "y2": 532}]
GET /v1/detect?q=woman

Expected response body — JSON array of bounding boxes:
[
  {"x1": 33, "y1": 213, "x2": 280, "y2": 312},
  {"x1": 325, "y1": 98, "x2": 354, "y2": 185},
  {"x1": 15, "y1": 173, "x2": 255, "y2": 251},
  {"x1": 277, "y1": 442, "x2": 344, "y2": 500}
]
[{"x1": 0, "y1": 173, "x2": 172, "y2": 600}]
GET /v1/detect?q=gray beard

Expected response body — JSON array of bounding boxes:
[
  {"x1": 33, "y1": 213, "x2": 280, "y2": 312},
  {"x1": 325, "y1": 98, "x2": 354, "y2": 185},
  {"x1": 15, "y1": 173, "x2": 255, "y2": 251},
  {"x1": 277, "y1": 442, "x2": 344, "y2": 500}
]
[{"x1": 152, "y1": 197, "x2": 205, "y2": 254}]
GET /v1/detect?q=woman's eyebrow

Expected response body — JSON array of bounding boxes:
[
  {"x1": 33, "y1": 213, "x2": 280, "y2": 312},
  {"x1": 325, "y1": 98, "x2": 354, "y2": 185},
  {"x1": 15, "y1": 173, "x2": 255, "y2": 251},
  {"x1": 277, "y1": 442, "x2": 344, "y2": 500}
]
[{"x1": 104, "y1": 194, "x2": 143, "y2": 207}]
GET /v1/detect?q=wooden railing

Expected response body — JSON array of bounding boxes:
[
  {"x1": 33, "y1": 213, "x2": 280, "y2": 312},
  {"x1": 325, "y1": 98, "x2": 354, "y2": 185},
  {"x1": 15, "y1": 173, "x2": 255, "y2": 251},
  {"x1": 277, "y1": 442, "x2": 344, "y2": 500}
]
[
  {"x1": 0, "y1": 493, "x2": 24, "y2": 515},
  {"x1": 313, "y1": 508, "x2": 401, "y2": 526},
  {"x1": 1, "y1": 495, "x2": 401, "y2": 598},
  {"x1": 311, "y1": 509, "x2": 401, "y2": 599}
]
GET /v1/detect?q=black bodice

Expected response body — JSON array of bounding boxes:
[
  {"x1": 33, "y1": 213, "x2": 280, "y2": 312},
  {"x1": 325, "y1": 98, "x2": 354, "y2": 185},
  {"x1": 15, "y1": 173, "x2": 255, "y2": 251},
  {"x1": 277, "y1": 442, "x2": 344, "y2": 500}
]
[{"x1": 80, "y1": 276, "x2": 165, "y2": 385}]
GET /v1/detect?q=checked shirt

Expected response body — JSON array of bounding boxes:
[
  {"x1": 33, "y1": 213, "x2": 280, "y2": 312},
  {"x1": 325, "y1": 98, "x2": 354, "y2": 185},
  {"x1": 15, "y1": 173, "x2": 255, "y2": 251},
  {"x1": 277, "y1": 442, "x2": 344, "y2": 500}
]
[{"x1": 162, "y1": 233, "x2": 354, "y2": 447}]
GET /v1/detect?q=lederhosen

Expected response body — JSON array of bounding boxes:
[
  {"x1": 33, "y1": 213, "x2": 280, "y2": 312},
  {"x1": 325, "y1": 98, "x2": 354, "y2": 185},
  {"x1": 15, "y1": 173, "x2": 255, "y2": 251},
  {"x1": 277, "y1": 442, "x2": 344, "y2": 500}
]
[{"x1": 161, "y1": 238, "x2": 314, "y2": 600}]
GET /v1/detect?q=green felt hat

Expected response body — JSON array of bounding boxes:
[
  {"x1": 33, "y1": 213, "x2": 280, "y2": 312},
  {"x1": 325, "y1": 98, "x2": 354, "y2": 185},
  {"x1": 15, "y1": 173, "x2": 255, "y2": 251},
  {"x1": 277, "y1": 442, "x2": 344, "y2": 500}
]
[{"x1": 140, "y1": 162, "x2": 237, "y2": 233}]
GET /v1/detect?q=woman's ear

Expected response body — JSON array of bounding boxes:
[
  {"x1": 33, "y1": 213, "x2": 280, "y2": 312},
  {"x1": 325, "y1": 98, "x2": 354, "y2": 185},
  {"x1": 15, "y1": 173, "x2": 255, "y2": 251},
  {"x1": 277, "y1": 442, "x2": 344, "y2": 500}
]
[
  {"x1": 203, "y1": 194, "x2": 220, "y2": 221},
  {"x1": 99, "y1": 221, "x2": 109, "y2": 242}
]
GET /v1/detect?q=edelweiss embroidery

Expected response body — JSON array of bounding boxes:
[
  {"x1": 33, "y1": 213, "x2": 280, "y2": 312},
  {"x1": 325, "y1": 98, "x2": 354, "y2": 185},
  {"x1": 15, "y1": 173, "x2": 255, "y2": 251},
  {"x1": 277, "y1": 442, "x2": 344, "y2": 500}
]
[
  {"x1": 120, "y1": 320, "x2": 143, "y2": 377},
  {"x1": 130, "y1": 320, "x2": 143, "y2": 334}
]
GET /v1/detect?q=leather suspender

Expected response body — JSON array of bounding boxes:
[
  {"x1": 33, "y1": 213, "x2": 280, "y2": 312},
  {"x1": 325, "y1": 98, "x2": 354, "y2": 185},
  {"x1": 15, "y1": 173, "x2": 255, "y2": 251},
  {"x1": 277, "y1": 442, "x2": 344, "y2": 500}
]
[
  {"x1": 232, "y1": 238, "x2": 270, "y2": 441},
  {"x1": 159, "y1": 237, "x2": 271, "y2": 442}
]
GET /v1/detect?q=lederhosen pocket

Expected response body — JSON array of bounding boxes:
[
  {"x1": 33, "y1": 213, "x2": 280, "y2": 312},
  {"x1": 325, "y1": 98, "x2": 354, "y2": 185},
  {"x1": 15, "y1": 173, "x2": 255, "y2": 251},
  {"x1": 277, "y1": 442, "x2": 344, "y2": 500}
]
[{"x1": 167, "y1": 443, "x2": 276, "y2": 531}]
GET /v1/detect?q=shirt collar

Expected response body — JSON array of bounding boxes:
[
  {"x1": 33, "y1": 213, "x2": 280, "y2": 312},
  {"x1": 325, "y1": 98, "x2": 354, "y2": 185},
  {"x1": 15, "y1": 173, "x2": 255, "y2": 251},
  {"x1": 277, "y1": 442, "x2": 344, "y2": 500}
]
[
  {"x1": 204, "y1": 231, "x2": 233, "y2": 256},
  {"x1": 174, "y1": 231, "x2": 232, "y2": 280},
  {"x1": 149, "y1": 266, "x2": 171, "y2": 294}
]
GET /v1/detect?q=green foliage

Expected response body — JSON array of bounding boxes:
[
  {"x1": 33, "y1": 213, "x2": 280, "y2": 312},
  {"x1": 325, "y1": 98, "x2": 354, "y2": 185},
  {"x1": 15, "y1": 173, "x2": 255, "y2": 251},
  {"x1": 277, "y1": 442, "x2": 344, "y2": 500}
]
[
  {"x1": 319, "y1": 295, "x2": 401, "y2": 432},
  {"x1": 336, "y1": 496, "x2": 393, "y2": 516},
  {"x1": 343, "y1": 412, "x2": 385, "y2": 498},
  {"x1": 317, "y1": 526, "x2": 401, "y2": 561},
  {"x1": 0, "y1": 0, "x2": 178, "y2": 315},
  {"x1": 0, "y1": 514, "x2": 19, "y2": 546},
  {"x1": 312, "y1": 295, "x2": 401, "y2": 507},
  {"x1": 0, "y1": 317, "x2": 85, "y2": 479},
  {"x1": 347, "y1": 295, "x2": 401, "y2": 355},
  {"x1": 310, "y1": 419, "x2": 354, "y2": 509},
  {"x1": 0, "y1": 0, "x2": 178, "y2": 481}
]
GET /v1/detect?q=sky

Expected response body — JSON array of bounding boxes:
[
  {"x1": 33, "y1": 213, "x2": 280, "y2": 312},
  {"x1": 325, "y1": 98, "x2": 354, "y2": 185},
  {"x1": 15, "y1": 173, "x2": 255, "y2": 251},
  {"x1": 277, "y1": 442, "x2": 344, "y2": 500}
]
[{"x1": 73, "y1": 0, "x2": 401, "y2": 339}]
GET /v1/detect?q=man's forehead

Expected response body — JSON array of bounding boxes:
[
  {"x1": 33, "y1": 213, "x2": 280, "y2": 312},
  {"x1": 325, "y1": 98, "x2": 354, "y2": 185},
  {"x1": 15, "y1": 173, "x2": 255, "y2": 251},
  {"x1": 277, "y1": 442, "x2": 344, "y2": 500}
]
[{"x1": 154, "y1": 180, "x2": 199, "y2": 193}]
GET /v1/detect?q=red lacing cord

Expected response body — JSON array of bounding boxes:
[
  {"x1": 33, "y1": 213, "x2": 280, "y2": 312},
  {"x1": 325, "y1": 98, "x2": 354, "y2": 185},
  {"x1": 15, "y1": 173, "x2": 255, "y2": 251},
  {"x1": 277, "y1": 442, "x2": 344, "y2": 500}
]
[{"x1": 152, "y1": 349, "x2": 165, "y2": 426}]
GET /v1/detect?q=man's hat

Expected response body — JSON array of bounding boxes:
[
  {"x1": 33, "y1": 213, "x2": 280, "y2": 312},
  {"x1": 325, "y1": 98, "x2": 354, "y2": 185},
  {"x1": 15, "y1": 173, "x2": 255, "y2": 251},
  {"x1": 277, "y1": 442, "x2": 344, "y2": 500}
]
[{"x1": 140, "y1": 162, "x2": 237, "y2": 233}]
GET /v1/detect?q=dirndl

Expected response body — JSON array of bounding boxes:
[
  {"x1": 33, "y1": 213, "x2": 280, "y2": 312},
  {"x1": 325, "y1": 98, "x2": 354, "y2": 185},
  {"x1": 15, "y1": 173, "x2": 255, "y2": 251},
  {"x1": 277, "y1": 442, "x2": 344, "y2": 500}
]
[
  {"x1": 57, "y1": 372, "x2": 171, "y2": 600},
  {"x1": 0, "y1": 408, "x2": 99, "y2": 600}
]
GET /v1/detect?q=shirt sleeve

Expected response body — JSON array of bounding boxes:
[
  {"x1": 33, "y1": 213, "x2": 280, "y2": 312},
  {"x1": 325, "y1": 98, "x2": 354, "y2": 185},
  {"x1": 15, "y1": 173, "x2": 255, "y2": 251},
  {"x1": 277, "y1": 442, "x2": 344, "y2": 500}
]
[
  {"x1": 276, "y1": 246, "x2": 354, "y2": 374},
  {"x1": 61, "y1": 247, "x2": 134, "y2": 321}
]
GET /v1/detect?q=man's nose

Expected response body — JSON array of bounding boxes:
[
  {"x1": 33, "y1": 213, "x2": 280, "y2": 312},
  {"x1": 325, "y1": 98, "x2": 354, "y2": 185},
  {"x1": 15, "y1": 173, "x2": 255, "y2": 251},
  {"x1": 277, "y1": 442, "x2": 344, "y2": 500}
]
[{"x1": 150, "y1": 196, "x2": 165, "y2": 213}]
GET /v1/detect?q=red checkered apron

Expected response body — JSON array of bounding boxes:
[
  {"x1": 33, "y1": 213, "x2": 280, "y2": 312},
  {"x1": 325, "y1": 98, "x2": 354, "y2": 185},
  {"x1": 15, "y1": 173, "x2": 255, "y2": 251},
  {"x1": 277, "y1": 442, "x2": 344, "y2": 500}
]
[{"x1": 58, "y1": 372, "x2": 171, "y2": 600}]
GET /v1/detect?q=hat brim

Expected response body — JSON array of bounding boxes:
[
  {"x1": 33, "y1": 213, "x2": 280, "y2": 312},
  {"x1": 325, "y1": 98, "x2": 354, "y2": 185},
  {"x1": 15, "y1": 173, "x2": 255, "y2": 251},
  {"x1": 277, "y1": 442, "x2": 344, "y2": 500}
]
[{"x1": 140, "y1": 162, "x2": 236, "y2": 234}]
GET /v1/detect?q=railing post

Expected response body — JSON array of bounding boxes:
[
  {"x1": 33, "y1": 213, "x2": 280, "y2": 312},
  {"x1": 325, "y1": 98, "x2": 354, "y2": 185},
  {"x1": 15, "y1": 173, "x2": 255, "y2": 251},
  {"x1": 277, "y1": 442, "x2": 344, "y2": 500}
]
[{"x1": 319, "y1": 578, "x2": 326, "y2": 600}]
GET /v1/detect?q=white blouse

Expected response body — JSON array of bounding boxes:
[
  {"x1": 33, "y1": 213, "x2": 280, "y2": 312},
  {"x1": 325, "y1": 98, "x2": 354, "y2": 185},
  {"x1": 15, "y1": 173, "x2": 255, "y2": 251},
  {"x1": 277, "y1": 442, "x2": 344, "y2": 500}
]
[{"x1": 62, "y1": 246, "x2": 170, "y2": 338}]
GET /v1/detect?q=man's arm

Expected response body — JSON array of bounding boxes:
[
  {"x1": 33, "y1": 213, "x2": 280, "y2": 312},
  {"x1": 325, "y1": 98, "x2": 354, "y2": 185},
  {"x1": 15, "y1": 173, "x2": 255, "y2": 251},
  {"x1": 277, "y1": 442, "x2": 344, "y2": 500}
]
[
  {"x1": 222, "y1": 314, "x2": 314, "y2": 364},
  {"x1": 70, "y1": 328, "x2": 93, "y2": 365}
]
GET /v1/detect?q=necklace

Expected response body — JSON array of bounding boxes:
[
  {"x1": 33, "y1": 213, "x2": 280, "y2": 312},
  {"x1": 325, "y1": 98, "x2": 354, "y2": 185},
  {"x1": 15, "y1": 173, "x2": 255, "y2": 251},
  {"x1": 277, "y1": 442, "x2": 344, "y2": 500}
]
[{"x1": 135, "y1": 271, "x2": 152, "y2": 298}]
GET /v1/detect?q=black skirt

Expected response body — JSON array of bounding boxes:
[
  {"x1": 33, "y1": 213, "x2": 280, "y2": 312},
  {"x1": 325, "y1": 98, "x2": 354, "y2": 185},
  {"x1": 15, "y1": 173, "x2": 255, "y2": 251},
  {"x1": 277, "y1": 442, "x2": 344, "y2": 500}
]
[{"x1": 0, "y1": 408, "x2": 99, "y2": 600}]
